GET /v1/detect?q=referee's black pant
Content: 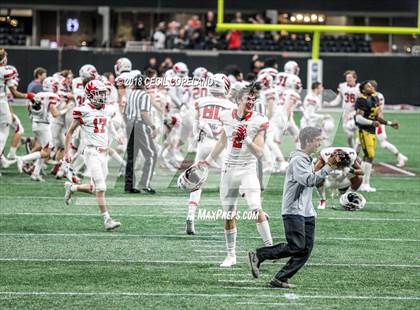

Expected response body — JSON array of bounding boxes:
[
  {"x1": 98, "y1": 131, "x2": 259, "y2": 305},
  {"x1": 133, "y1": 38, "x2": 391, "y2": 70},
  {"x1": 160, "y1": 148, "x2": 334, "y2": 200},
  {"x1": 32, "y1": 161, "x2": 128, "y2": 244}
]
[
  {"x1": 124, "y1": 121, "x2": 157, "y2": 191},
  {"x1": 256, "y1": 214, "x2": 315, "y2": 281}
]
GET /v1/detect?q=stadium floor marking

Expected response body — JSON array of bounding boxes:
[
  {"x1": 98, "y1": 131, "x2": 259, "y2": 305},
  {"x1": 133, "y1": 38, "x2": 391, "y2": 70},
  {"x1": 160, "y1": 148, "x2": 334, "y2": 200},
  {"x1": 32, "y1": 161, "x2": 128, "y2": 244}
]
[
  {"x1": 0, "y1": 258, "x2": 418, "y2": 269},
  {"x1": 378, "y1": 162, "x2": 416, "y2": 177},
  {"x1": 235, "y1": 302, "x2": 305, "y2": 306},
  {"x1": 1, "y1": 212, "x2": 419, "y2": 221},
  {"x1": 1, "y1": 233, "x2": 419, "y2": 243},
  {"x1": 0, "y1": 291, "x2": 418, "y2": 301}
]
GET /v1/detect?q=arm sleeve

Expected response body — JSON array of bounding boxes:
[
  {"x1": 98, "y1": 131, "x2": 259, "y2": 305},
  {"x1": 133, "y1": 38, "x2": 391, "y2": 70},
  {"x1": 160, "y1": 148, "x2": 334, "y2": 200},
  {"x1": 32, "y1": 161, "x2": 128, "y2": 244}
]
[
  {"x1": 292, "y1": 157, "x2": 332, "y2": 187},
  {"x1": 355, "y1": 114, "x2": 374, "y2": 125}
]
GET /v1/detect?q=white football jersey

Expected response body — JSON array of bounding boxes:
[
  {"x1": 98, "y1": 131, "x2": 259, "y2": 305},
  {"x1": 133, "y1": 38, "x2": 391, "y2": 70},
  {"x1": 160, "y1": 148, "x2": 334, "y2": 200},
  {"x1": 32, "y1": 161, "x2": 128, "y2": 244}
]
[
  {"x1": 190, "y1": 85, "x2": 209, "y2": 101},
  {"x1": 320, "y1": 147, "x2": 357, "y2": 167},
  {"x1": 72, "y1": 102, "x2": 115, "y2": 148},
  {"x1": 338, "y1": 82, "x2": 360, "y2": 113},
  {"x1": 276, "y1": 72, "x2": 301, "y2": 95},
  {"x1": 32, "y1": 92, "x2": 60, "y2": 123},
  {"x1": 0, "y1": 65, "x2": 17, "y2": 123},
  {"x1": 376, "y1": 91, "x2": 385, "y2": 108},
  {"x1": 197, "y1": 96, "x2": 236, "y2": 139},
  {"x1": 302, "y1": 92, "x2": 322, "y2": 124},
  {"x1": 220, "y1": 109, "x2": 269, "y2": 166},
  {"x1": 72, "y1": 77, "x2": 86, "y2": 106}
]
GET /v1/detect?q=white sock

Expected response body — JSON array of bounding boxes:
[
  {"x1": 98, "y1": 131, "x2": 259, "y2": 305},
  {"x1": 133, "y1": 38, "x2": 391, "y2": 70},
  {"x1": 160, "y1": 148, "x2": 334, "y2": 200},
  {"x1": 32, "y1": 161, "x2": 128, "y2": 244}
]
[
  {"x1": 187, "y1": 204, "x2": 197, "y2": 221},
  {"x1": 20, "y1": 151, "x2": 41, "y2": 163},
  {"x1": 381, "y1": 141, "x2": 398, "y2": 156},
  {"x1": 397, "y1": 153, "x2": 406, "y2": 161},
  {"x1": 102, "y1": 211, "x2": 111, "y2": 223},
  {"x1": 8, "y1": 146, "x2": 17, "y2": 157},
  {"x1": 362, "y1": 161, "x2": 372, "y2": 186},
  {"x1": 256, "y1": 220, "x2": 273, "y2": 246},
  {"x1": 224, "y1": 228, "x2": 237, "y2": 257},
  {"x1": 110, "y1": 151, "x2": 126, "y2": 166},
  {"x1": 32, "y1": 158, "x2": 43, "y2": 176}
]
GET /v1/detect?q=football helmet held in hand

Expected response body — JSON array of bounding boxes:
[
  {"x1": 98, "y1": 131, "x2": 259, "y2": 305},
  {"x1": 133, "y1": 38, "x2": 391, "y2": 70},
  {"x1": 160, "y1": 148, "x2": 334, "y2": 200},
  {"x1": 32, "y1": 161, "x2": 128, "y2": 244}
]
[{"x1": 177, "y1": 162, "x2": 209, "y2": 192}]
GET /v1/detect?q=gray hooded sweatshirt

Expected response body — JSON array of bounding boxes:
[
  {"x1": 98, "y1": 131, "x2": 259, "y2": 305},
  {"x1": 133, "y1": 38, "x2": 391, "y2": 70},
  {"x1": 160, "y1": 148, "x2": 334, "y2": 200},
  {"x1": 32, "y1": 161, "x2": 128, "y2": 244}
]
[{"x1": 282, "y1": 150, "x2": 332, "y2": 217}]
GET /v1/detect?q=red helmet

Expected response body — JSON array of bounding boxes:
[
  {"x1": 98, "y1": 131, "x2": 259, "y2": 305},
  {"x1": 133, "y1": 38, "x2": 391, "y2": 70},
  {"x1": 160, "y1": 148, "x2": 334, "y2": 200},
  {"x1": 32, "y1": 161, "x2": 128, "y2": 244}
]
[{"x1": 85, "y1": 80, "x2": 108, "y2": 107}]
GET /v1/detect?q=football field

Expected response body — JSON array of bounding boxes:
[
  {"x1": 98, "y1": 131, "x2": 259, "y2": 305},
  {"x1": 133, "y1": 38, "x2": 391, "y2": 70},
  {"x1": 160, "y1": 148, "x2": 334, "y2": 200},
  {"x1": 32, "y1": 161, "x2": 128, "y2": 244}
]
[{"x1": 0, "y1": 106, "x2": 419, "y2": 309}]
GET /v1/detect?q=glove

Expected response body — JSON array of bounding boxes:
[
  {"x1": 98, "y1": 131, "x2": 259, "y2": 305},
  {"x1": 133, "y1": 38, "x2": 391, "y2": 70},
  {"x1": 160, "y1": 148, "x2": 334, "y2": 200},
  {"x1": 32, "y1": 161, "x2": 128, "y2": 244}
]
[
  {"x1": 26, "y1": 92, "x2": 35, "y2": 101},
  {"x1": 234, "y1": 124, "x2": 247, "y2": 142}
]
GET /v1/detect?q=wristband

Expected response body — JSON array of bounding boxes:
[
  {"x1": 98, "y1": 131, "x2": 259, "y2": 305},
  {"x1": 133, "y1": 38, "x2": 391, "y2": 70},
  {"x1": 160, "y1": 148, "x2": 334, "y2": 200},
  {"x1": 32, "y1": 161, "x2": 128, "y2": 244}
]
[{"x1": 244, "y1": 136, "x2": 253, "y2": 145}]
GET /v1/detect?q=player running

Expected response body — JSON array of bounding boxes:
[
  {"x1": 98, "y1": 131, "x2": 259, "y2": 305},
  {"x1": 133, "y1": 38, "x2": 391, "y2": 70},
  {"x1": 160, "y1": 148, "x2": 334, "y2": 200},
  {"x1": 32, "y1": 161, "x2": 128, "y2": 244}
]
[
  {"x1": 203, "y1": 82, "x2": 273, "y2": 267},
  {"x1": 63, "y1": 80, "x2": 121, "y2": 230}
]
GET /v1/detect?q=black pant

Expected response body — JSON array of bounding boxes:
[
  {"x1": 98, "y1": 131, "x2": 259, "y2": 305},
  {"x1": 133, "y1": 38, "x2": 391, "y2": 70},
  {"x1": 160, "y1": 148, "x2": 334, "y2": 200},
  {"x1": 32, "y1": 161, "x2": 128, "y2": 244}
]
[
  {"x1": 256, "y1": 214, "x2": 315, "y2": 281},
  {"x1": 124, "y1": 121, "x2": 157, "y2": 191}
]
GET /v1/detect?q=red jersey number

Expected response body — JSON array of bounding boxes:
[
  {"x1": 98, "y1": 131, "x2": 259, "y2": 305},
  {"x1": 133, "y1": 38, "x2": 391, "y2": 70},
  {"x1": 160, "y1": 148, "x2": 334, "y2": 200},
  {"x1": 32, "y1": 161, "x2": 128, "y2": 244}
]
[
  {"x1": 278, "y1": 75, "x2": 288, "y2": 87},
  {"x1": 344, "y1": 93, "x2": 356, "y2": 104},
  {"x1": 202, "y1": 105, "x2": 221, "y2": 120},
  {"x1": 93, "y1": 118, "x2": 107, "y2": 133},
  {"x1": 192, "y1": 87, "x2": 208, "y2": 100}
]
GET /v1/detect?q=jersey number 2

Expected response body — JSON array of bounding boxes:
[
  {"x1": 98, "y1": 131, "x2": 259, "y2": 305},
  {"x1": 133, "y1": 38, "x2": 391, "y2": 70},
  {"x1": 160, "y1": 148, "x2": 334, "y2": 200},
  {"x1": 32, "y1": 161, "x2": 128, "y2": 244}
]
[{"x1": 93, "y1": 118, "x2": 107, "y2": 133}]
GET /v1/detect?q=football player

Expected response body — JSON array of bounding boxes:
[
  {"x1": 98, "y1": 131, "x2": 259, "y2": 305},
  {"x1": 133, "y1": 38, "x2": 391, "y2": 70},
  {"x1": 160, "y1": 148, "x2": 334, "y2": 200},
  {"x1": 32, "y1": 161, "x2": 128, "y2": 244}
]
[
  {"x1": 370, "y1": 80, "x2": 408, "y2": 167},
  {"x1": 202, "y1": 82, "x2": 273, "y2": 267},
  {"x1": 354, "y1": 81, "x2": 399, "y2": 192},
  {"x1": 0, "y1": 50, "x2": 34, "y2": 172},
  {"x1": 315, "y1": 147, "x2": 364, "y2": 209},
  {"x1": 17, "y1": 77, "x2": 71, "y2": 181},
  {"x1": 185, "y1": 73, "x2": 235, "y2": 235},
  {"x1": 329, "y1": 70, "x2": 360, "y2": 148},
  {"x1": 64, "y1": 80, "x2": 121, "y2": 230}
]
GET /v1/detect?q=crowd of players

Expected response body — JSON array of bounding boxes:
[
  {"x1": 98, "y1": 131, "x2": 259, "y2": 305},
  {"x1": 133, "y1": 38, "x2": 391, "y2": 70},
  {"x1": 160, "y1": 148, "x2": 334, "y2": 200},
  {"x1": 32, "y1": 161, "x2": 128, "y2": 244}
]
[{"x1": 0, "y1": 48, "x2": 408, "y2": 259}]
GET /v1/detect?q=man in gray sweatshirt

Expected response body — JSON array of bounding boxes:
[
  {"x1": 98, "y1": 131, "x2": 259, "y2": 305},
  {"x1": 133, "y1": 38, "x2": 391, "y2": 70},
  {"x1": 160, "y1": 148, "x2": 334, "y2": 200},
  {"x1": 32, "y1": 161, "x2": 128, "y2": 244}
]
[{"x1": 247, "y1": 126, "x2": 340, "y2": 288}]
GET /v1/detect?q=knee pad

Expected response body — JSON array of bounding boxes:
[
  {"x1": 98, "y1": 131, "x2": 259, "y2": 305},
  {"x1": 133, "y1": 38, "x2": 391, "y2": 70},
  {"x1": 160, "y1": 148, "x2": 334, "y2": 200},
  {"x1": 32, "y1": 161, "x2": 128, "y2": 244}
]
[{"x1": 93, "y1": 180, "x2": 107, "y2": 192}]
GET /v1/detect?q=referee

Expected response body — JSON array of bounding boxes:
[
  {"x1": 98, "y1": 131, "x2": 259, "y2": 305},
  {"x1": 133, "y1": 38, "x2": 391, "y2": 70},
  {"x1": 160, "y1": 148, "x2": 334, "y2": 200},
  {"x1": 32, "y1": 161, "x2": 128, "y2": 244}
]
[
  {"x1": 247, "y1": 127, "x2": 339, "y2": 288},
  {"x1": 124, "y1": 73, "x2": 157, "y2": 194}
]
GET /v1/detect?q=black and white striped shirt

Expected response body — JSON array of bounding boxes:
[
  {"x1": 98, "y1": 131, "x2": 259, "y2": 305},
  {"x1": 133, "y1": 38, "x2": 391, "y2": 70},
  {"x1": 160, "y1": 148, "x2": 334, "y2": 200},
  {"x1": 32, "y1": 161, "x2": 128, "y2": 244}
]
[{"x1": 124, "y1": 89, "x2": 151, "y2": 122}]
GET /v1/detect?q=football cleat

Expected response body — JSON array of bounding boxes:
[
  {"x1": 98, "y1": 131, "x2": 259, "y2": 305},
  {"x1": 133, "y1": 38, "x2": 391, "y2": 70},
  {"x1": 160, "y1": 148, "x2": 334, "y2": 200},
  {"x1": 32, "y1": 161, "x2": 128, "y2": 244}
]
[
  {"x1": 30, "y1": 174, "x2": 45, "y2": 182},
  {"x1": 105, "y1": 218, "x2": 121, "y2": 231},
  {"x1": 317, "y1": 199, "x2": 326, "y2": 210},
  {"x1": 64, "y1": 181, "x2": 73, "y2": 205},
  {"x1": 186, "y1": 219, "x2": 195, "y2": 235},
  {"x1": 397, "y1": 154, "x2": 408, "y2": 168},
  {"x1": 1, "y1": 155, "x2": 16, "y2": 168},
  {"x1": 359, "y1": 184, "x2": 376, "y2": 192},
  {"x1": 16, "y1": 157, "x2": 23, "y2": 173},
  {"x1": 220, "y1": 255, "x2": 237, "y2": 267},
  {"x1": 269, "y1": 278, "x2": 296, "y2": 289},
  {"x1": 247, "y1": 251, "x2": 260, "y2": 278}
]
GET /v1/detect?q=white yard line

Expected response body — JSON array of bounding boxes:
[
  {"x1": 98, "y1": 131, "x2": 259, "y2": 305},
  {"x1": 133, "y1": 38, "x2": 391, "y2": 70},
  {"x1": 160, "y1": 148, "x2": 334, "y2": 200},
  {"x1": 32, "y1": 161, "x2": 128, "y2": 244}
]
[
  {"x1": 235, "y1": 302, "x2": 305, "y2": 306},
  {"x1": 1, "y1": 233, "x2": 419, "y2": 243},
  {"x1": 1, "y1": 212, "x2": 419, "y2": 222},
  {"x1": 0, "y1": 291, "x2": 418, "y2": 301},
  {"x1": 378, "y1": 162, "x2": 416, "y2": 177},
  {"x1": 0, "y1": 258, "x2": 418, "y2": 269}
]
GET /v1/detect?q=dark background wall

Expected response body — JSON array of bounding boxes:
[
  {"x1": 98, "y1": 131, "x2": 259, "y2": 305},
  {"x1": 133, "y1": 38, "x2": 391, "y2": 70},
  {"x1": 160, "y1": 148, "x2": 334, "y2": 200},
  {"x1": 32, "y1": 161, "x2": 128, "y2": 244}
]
[{"x1": 8, "y1": 48, "x2": 420, "y2": 106}]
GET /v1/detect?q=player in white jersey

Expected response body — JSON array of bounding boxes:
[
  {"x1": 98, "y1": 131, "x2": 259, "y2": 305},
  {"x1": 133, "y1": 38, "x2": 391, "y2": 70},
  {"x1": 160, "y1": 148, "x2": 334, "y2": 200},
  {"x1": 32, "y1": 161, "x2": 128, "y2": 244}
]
[
  {"x1": 16, "y1": 77, "x2": 71, "y2": 181},
  {"x1": 314, "y1": 147, "x2": 363, "y2": 209},
  {"x1": 301, "y1": 82, "x2": 335, "y2": 146},
  {"x1": 329, "y1": 70, "x2": 360, "y2": 147},
  {"x1": 370, "y1": 81, "x2": 408, "y2": 167},
  {"x1": 114, "y1": 57, "x2": 133, "y2": 110},
  {"x1": 202, "y1": 82, "x2": 273, "y2": 267},
  {"x1": 185, "y1": 73, "x2": 235, "y2": 235},
  {"x1": 0, "y1": 50, "x2": 35, "y2": 172},
  {"x1": 63, "y1": 80, "x2": 121, "y2": 230}
]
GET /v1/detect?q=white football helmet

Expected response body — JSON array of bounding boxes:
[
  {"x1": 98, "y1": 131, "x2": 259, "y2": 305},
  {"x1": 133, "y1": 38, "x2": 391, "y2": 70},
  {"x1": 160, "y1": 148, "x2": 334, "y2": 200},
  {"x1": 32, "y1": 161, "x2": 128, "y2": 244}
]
[
  {"x1": 284, "y1": 61, "x2": 300, "y2": 75},
  {"x1": 79, "y1": 64, "x2": 98, "y2": 80},
  {"x1": 209, "y1": 73, "x2": 231, "y2": 96},
  {"x1": 339, "y1": 192, "x2": 366, "y2": 211},
  {"x1": 173, "y1": 62, "x2": 189, "y2": 77},
  {"x1": 284, "y1": 75, "x2": 302, "y2": 93},
  {"x1": 85, "y1": 80, "x2": 108, "y2": 107},
  {"x1": 114, "y1": 57, "x2": 132, "y2": 76},
  {"x1": 177, "y1": 163, "x2": 209, "y2": 192},
  {"x1": 42, "y1": 77, "x2": 59, "y2": 93},
  {"x1": 193, "y1": 67, "x2": 208, "y2": 79},
  {"x1": 259, "y1": 67, "x2": 278, "y2": 83}
]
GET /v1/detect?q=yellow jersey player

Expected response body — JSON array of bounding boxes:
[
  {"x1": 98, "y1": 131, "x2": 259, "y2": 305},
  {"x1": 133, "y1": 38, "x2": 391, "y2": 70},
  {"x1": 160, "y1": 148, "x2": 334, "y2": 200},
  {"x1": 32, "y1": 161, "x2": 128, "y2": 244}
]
[{"x1": 354, "y1": 81, "x2": 399, "y2": 192}]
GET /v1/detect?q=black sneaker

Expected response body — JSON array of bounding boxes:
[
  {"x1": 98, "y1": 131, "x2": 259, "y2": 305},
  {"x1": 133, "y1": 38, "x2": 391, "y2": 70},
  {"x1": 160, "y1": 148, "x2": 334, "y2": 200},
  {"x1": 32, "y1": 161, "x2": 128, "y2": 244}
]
[
  {"x1": 125, "y1": 188, "x2": 141, "y2": 194},
  {"x1": 142, "y1": 187, "x2": 156, "y2": 194},
  {"x1": 247, "y1": 251, "x2": 260, "y2": 278},
  {"x1": 186, "y1": 219, "x2": 195, "y2": 235},
  {"x1": 269, "y1": 278, "x2": 296, "y2": 289}
]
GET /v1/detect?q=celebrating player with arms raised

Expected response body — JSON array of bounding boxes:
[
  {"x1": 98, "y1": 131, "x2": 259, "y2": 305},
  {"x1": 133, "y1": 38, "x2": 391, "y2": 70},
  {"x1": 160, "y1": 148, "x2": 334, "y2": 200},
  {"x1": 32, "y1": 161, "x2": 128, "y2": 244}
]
[
  {"x1": 203, "y1": 82, "x2": 273, "y2": 267},
  {"x1": 64, "y1": 80, "x2": 121, "y2": 230}
]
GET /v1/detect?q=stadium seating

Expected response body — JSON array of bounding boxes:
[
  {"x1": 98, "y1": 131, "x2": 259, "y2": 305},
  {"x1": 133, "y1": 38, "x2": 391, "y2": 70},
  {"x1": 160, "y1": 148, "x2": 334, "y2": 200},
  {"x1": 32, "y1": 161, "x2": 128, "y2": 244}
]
[{"x1": 0, "y1": 27, "x2": 26, "y2": 46}]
